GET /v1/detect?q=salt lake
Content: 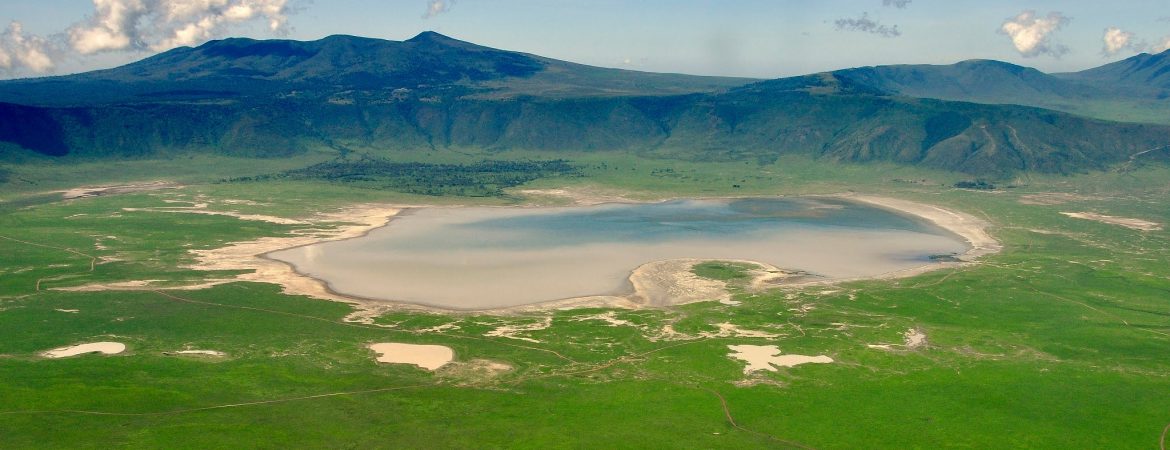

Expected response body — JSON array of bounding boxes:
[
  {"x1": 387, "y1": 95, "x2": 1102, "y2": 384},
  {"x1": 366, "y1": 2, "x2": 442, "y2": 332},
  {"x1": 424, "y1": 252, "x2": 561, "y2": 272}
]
[{"x1": 267, "y1": 197, "x2": 968, "y2": 310}]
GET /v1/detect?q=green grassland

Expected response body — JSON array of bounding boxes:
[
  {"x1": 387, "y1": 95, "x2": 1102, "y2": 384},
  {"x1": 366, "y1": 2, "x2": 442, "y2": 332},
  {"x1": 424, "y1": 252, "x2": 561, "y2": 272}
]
[{"x1": 1, "y1": 152, "x2": 1169, "y2": 448}]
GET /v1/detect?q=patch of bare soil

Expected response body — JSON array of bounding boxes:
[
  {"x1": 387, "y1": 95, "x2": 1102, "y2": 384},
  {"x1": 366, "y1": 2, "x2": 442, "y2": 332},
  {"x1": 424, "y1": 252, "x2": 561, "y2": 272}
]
[
  {"x1": 727, "y1": 345, "x2": 833, "y2": 373},
  {"x1": 367, "y1": 342, "x2": 454, "y2": 370},
  {"x1": 845, "y1": 194, "x2": 1001, "y2": 263},
  {"x1": 1060, "y1": 212, "x2": 1163, "y2": 231},
  {"x1": 42, "y1": 342, "x2": 126, "y2": 358},
  {"x1": 513, "y1": 186, "x2": 646, "y2": 206},
  {"x1": 439, "y1": 359, "x2": 512, "y2": 384},
  {"x1": 483, "y1": 317, "x2": 553, "y2": 343},
  {"x1": 61, "y1": 181, "x2": 179, "y2": 199},
  {"x1": 164, "y1": 350, "x2": 227, "y2": 357},
  {"x1": 122, "y1": 202, "x2": 307, "y2": 225},
  {"x1": 187, "y1": 204, "x2": 410, "y2": 312},
  {"x1": 1018, "y1": 193, "x2": 1103, "y2": 205}
]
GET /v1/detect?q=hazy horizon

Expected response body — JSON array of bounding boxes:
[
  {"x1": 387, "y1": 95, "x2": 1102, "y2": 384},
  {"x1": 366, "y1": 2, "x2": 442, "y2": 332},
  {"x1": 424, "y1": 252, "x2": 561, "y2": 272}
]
[{"x1": 2, "y1": 1, "x2": 1168, "y2": 80}]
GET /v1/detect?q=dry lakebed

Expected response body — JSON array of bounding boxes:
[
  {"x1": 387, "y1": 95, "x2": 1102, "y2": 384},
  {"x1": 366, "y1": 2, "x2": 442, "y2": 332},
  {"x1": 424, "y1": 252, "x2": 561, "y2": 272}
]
[{"x1": 249, "y1": 196, "x2": 997, "y2": 312}]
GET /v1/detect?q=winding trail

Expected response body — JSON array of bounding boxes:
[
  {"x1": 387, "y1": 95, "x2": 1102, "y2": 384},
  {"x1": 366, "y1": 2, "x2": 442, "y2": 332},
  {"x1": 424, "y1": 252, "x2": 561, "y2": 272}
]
[
  {"x1": 699, "y1": 387, "x2": 817, "y2": 449},
  {"x1": 1120, "y1": 144, "x2": 1170, "y2": 173},
  {"x1": 0, "y1": 384, "x2": 437, "y2": 417},
  {"x1": 0, "y1": 234, "x2": 97, "y2": 291},
  {"x1": 1161, "y1": 420, "x2": 1169, "y2": 450}
]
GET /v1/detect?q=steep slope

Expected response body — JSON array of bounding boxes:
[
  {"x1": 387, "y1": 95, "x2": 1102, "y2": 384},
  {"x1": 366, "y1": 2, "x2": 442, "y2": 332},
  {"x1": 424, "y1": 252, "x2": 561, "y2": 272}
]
[
  {"x1": 832, "y1": 60, "x2": 1096, "y2": 106},
  {"x1": 1057, "y1": 49, "x2": 1170, "y2": 96},
  {"x1": 0, "y1": 32, "x2": 752, "y2": 107},
  {"x1": 815, "y1": 57, "x2": 1170, "y2": 124},
  {"x1": 0, "y1": 33, "x2": 1167, "y2": 177},
  {"x1": 657, "y1": 75, "x2": 1167, "y2": 174}
]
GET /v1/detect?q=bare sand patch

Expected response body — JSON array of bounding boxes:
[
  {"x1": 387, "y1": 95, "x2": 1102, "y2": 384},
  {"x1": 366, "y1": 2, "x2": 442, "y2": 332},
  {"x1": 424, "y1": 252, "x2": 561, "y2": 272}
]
[
  {"x1": 904, "y1": 328, "x2": 928, "y2": 349},
  {"x1": 186, "y1": 204, "x2": 409, "y2": 312},
  {"x1": 514, "y1": 186, "x2": 642, "y2": 206},
  {"x1": 1060, "y1": 212, "x2": 1162, "y2": 231},
  {"x1": 167, "y1": 350, "x2": 227, "y2": 357},
  {"x1": 629, "y1": 259, "x2": 733, "y2": 307},
  {"x1": 702, "y1": 323, "x2": 782, "y2": 339},
  {"x1": 417, "y1": 323, "x2": 461, "y2": 333},
  {"x1": 867, "y1": 327, "x2": 928, "y2": 351},
  {"x1": 220, "y1": 199, "x2": 269, "y2": 206},
  {"x1": 367, "y1": 343, "x2": 454, "y2": 370},
  {"x1": 1018, "y1": 193, "x2": 1102, "y2": 205},
  {"x1": 649, "y1": 324, "x2": 692, "y2": 342},
  {"x1": 845, "y1": 195, "x2": 1001, "y2": 263},
  {"x1": 572, "y1": 311, "x2": 639, "y2": 328},
  {"x1": 727, "y1": 345, "x2": 832, "y2": 374},
  {"x1": 122, "y1": 204, "x2": 307, "y2": 225},
  {"x1": 438, "y1": 359, "x2": 513, "y2": 385},
  {"x1": 42, "y1": 342, "x2": 126, "y2": 358},
  {"x1": 55, "y1": 279, "x2": 233, "y2": 292},
  {"x1": 60, "y1": 181, "x2": 179, "y2": 199},
  {"x1": 484, "y1": 317, "x2": 552, "y2": 343},
  {"x1": 609, "y1": 258, "x2": 808, "y2": 309}
]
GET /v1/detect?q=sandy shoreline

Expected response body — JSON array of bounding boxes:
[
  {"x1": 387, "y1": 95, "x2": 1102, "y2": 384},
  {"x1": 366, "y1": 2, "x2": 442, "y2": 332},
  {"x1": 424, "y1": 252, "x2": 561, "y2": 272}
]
[
  {"x1": 159, "y1": 194, "x2": 1000, "y2": 315},
  {"x1": 842, "y1": 194, "x2": 1001, "y2": 263},
  {"x1": 185, "y1": 204, "x2": 415, "y2": 310}
]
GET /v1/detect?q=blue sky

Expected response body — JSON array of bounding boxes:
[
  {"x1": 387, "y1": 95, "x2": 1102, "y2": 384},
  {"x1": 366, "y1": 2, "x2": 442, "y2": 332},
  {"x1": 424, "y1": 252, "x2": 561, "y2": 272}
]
[{"x1": 2, "y1": 0, "x2": 1169, "y2": 79}]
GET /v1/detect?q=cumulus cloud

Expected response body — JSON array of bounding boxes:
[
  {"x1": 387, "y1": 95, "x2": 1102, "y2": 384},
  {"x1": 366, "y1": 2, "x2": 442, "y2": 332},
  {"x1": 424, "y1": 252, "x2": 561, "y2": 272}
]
[
  {"x1": 2, "y1": 0, "x2": 294, "y2": 76},
  {"x1": 882, "y1": 0, "x2": 911, "y2": 9},
  {"x1": 999, "y1": 10, "x2": 1070, "y2": 58},
  {"x1": 67, "y1": 0, "x2": 292, "y2": 53},
  {"x1": 149, "y1": 0, "x2": 291, "y2": 51},
  {"x1": 0, "y1": 22, "x2": 58, "y2": 72},
  {"x1": 67, "y1": 0, "x2": 149, "y2": 54},
  {"x1": 1154, "y1": 37, "x2": 1170, "y2": 53},
  {"x1": 1102, "y1": 27, "x2": 1144, "y2": 56},
  {"x1": 834, "y1": 13, "x2": 901, "y2": 38},
  {"x1": 423, "y1": 0, "x2": 454, "y2": 19}
]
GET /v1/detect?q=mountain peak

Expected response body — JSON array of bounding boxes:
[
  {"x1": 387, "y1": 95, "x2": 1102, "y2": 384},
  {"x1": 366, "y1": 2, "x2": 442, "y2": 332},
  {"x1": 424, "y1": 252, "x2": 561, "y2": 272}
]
[
  {"x1": 407, "y1": 31, "x2": 456, "y2": 43},
  {"x1": 1063, "y1": 48, "x2": 1170, "y2": 91},
  {"x1": 403, "y1": 31, "x2": 486, "y2": 52}
]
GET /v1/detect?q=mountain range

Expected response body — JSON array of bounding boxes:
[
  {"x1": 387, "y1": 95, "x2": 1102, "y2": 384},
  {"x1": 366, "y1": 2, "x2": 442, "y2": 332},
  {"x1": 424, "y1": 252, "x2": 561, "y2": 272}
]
[{"x1": 1, "y1": 31, "x2": 1168, "y2": 176}]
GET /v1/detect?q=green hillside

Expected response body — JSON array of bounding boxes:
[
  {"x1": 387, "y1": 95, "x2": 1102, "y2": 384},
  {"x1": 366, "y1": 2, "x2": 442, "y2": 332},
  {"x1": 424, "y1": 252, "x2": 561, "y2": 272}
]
[
  {"x1": 827, "y1": 52, "x2": 1170, "y2": 125},
  {"x1": 0, "y1": 33, "x2": 1168, "y2": 178}
]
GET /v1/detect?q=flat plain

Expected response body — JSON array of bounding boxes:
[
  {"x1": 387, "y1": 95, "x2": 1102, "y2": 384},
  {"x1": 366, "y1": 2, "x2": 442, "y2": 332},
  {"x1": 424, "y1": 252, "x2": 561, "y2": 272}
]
[{"x1": 1, "y1": 153, "x2": 1168, "y2": 448}]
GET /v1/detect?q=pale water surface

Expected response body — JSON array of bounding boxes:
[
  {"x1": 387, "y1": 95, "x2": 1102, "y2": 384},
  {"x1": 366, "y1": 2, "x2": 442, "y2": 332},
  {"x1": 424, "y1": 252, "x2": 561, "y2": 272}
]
[{"x1": 268, "y1": 198, "x2": 967, "y2": 309}]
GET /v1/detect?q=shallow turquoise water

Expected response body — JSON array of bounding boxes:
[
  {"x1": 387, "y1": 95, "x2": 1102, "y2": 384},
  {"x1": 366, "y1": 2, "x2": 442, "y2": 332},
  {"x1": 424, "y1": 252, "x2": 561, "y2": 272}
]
[{"x1": 269, "y1": 198, "x2": 968, "y2": 310}]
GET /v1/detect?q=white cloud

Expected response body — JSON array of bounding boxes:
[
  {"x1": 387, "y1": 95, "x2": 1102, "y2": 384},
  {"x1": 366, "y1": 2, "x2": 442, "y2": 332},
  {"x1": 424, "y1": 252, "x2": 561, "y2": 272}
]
[
  {"x1": 1, "y1": 0, "x2": 295, "y2": 75},
  {"x1": 999, "y1": 10, "x2": 1070, "y2": 58},
  {"x1": 65, "y1": 0, "x2": 292, "y2": 54},
  {"x1": 150, "y1": 0, "x2": 291, "y2": 51},
  {"x1": 67, "y1": 0, "x2": 150, "y2": 54},
  {"x1": 0, "y1": 22, "x2": 58, "y2": 73},
  {"x1": 423, "y1": 0, "x2": 455, "y2": 19},
  {"x1": 1102, "y1": 27, "x2": 1142, "y2": 56},
  {"x1": 882, "y1": 0, "x2": 911, "y2": 9},
  {"x1": 834, "y1": 13, "x2": 901, "y2": 38},
  {"x1": 1154, "y1": 37, "x2": 1170, "y2": 53}
]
